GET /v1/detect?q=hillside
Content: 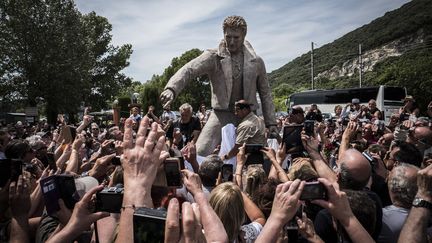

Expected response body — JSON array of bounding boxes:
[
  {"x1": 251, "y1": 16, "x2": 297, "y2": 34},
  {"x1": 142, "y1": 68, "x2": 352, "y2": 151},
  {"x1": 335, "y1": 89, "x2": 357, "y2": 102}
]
[{"x1": 269, "y1": 0, "x2": 432, "y2": 111}]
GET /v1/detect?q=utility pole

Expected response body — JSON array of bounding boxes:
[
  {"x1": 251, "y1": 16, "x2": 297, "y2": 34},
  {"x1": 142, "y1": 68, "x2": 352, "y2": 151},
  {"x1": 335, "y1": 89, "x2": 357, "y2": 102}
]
[
  {"x1": 359, "y1": 44, "x2": 362, "y2": 88},
  {"x1": 311, "y1": 42, "x2": 314, "y2": 90}
]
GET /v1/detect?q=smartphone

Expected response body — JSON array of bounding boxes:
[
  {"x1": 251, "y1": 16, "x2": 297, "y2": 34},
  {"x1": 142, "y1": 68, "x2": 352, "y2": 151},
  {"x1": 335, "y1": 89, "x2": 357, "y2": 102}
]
[
  {"x1": 282, "y1": 125, "x2": 304, "y2": 154},
  {"x1": 300, "y1": 181, "x2": 327, "y2": 201},
  {"x1": 164, "y1": 158, "x2": 182, "y2": 188},
  {"x1": 111, "y1": 156, "x2": 122, "y2": 166},
  {"x1": 47, "y1": 152, "x2": 57, "y2": 170},
  {"x1": 245, "y1": 144, "x2": 263, "y2": 154},
  {"x1": 285, "y1": 204, "x2": 303, "y2": 230},
  {"x1": 40, "y1": 175, "x2": 79, "y2": 215},
  {"x1": 69, "y1": 126, "x2": 77, "y2": 140},
  {"x1": 304, "y1": 120, "x2": 315, "y2": 136},
  {"x1": 133, "y1": 207, "x2": 168, "y2": 243},
  {"x1": 221, "y1": 164, "x2": 233, "y2": 182}
]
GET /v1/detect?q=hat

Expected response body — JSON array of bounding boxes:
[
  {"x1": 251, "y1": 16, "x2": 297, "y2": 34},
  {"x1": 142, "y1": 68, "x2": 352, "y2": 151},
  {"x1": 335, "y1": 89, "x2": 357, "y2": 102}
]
[
  {"x1": 404, "y1": 95, "x2": 414, "y2": 102},
  {"x1": 352, "y1": 98, "x2": 360, "y2": 104},
  {"x1": 75, "y1": 176, "x2": 99, "y2": 199}
]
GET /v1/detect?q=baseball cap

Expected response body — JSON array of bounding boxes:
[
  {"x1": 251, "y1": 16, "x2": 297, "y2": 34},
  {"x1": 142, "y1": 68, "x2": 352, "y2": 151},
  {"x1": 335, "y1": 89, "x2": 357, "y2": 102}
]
[
  {"x1": 352, "y1": 98, "x2": 360, "y2": 104},
  {"x1": 75, "y1": 176, "x2": 99, "y2": 199}
]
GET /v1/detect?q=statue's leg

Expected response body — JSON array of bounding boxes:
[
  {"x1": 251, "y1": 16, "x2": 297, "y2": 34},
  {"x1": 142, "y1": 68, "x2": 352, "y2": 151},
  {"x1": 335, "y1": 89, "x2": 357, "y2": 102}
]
[{"x1": 196, "y1": 111, "x2": 238, "y2": 157}]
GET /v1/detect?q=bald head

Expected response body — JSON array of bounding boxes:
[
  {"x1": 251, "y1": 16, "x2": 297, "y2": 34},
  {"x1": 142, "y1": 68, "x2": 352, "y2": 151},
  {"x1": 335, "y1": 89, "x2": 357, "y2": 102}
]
[{"x1": 338, "y1": 149, "x2": 372, "y2": 190}]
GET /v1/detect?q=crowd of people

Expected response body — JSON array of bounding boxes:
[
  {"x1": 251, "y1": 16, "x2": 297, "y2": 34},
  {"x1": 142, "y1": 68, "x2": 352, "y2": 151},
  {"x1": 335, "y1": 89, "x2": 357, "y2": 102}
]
[{"x1": 0, "y1": 96, "x2": 432, "y2": 243}]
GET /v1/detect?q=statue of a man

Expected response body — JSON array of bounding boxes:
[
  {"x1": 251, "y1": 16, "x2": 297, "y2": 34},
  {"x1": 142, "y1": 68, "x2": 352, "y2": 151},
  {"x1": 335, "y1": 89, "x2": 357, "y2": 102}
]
[{"x1": 160, "y1": 15, "x2": 277, "y2": 156}]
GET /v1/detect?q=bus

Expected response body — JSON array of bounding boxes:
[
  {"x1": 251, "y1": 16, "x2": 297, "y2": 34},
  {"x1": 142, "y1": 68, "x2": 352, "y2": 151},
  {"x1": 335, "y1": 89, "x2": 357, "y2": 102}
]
[{"x1": 286, "y1": 86, "x2": 407, "y2": 122}]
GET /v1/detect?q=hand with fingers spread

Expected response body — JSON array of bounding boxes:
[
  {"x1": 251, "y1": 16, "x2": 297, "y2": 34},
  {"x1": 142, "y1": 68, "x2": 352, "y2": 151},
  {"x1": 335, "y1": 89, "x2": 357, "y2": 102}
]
[
  {"x1": 46, "y1": 185, "x2": 109, "y2": 243},
  {"x1": 116, "y1": 117, "x2": 169, "y2": 243},
  {"x1": 121, "y1": 117, "x2": 168, "y2": 195}
]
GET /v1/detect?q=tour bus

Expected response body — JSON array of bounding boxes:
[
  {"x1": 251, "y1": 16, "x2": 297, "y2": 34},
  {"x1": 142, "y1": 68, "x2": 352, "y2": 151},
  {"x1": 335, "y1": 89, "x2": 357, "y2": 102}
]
[{"x1": 286, "y1": 85, "x2": 407, "y2": 122}]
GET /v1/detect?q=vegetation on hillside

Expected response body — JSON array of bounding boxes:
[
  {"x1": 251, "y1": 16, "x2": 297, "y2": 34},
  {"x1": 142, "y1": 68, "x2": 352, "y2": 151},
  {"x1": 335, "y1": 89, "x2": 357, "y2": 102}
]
[{"x1": 269, "y1": 0, "x2": 432, "y2": 111}]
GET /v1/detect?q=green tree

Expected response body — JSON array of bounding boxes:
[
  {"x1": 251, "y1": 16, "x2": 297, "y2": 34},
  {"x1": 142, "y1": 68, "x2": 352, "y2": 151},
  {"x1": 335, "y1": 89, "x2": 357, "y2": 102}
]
[
  {"x1": 0, "y1": 0, "x2": 132, "y2": 124},
  {"x1": 140, "y1": 49, "x2": 210, "y2": 113}
]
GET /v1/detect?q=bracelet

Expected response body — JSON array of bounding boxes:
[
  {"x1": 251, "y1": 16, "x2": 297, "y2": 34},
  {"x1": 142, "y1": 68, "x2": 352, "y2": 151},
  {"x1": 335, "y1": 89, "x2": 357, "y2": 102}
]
[{"x1": 121, "y1": 205, "x2": 139, "y2": 210}]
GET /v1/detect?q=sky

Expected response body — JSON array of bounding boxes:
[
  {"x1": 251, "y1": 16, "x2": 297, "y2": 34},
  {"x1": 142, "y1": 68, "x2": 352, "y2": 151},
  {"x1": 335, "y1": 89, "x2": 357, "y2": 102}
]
[{"x1": 75, "y1": 0, "x2": 410, "y2": 83}]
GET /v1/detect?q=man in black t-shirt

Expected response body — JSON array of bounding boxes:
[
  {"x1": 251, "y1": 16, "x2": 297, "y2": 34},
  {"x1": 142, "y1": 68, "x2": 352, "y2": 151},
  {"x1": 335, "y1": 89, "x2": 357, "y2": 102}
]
[{"x1": 167, "y1": 103, "x2": 201, "y2": 150}]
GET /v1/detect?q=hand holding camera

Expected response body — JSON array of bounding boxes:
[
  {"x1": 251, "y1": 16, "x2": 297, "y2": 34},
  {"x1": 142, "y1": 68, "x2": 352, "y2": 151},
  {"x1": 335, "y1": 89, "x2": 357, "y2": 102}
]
[
  {"x1": 311, "y1": 178, "x2": 354, "y2": 226},
  {"x1": 270, "y1": 179, "x2": 305, "y2": 225}
]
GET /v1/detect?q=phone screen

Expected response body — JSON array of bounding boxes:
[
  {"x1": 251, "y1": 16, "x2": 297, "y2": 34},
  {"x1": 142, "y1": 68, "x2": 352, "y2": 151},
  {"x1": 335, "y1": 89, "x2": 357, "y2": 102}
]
[
  {"x1": 47, "y1": 152, "x2": 57, "y2": 170},
  {"x1": 40, "y1": 176, "x2": 61, "y2": 215},
  {"x1": 221, "y1": 164, "x2": 233, "y2": 182},
  {"x1": 134, "y1": 208, "x2": 167, "y2": 243},
  {"x1": 283, "y1": 125, "x2": 304, "y2": 154},
  {"x1": 164, "y1": 159, "x2": 182, "y2": 188},
  {"x1": 300, "y1": 181, "x2": 327, "y2": 201}
]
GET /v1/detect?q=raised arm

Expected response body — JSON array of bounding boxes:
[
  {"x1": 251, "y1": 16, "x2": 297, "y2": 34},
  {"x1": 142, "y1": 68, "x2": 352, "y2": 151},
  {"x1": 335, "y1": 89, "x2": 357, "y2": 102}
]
[
  {"x1": 398, "y1": 164, "x2": 432, "y2": 243},
  {"x1": 182, "y1": 170, "x2": 229, "y2": 243},
  {"x1": 302, "y1": 135, "x2": 337, "y2": 183},
  {"x1": 313, "y1": 178, "x2": 374, "y2": 243},
  {"x1": 115, "y1": 118, "x2": 169, "y2": 243}
]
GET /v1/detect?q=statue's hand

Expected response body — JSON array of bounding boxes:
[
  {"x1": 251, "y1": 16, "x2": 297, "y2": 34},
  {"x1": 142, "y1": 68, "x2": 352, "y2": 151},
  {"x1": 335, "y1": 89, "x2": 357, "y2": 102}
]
[{"x1": 160, "y1": 89, "x2": 174, "y2": 109}]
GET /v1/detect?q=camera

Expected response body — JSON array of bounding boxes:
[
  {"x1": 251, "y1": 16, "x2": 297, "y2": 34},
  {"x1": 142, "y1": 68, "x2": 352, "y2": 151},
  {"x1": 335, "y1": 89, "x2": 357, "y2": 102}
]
[
  {"x1": 342, "y1": 117, "x2": 350, "y2": 126},
  {"x1": 134, "y1": 207, "x2": 168, "y2": 243},
  {"x1": 300, "y1": 181, "x2": 327, "y2": 201},
  {"x1": 244, "y1": 144, "x2": 264, "y2": 165},
  {"x1": 164, "y1": 158, "x2": 182, "y2": 188},
  {"x1": 40, "y1": 175, "x2": 79, "y2": 215},
  {"x1": 282, "y1": 125, "x2": 304, "y2": 155},
  {"x1": 96, "y1": 185, "x2": 124, "y2": 213},
  {"x1": 245, "y1": 144, "x2": 263, "y2": 153},
  {"x1": 304, "y1": 120, "x2": 315, "y2": 136}
]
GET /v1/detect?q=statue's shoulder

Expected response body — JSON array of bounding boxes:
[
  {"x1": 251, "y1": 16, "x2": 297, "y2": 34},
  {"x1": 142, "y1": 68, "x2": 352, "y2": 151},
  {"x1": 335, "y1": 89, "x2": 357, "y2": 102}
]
[{"x1": 203, "y1": 48, "x2": 218, "y2": 56}]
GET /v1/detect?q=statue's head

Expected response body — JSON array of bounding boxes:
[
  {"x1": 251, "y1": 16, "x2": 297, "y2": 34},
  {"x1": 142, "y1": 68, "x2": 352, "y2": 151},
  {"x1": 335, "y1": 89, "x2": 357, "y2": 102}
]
[{"x1": 223, "y1": 16, "x2": 247, "y2": 54}]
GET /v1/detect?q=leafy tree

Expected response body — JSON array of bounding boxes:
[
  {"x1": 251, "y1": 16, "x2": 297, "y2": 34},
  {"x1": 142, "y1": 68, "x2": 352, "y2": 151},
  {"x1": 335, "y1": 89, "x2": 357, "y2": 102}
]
[
  {"x1": 0, "y1": 0, "x2": 132, "y2": 124},
  {"x1": 140, "y1": 49, "x2": 210, "y2": 114}
]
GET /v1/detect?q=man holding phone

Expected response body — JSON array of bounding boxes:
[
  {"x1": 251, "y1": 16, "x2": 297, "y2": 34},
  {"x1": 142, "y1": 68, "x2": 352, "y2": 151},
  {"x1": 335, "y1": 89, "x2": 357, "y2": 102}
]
[{"x1": 220, "y1": 100, "x2": 266, "y2": 161}]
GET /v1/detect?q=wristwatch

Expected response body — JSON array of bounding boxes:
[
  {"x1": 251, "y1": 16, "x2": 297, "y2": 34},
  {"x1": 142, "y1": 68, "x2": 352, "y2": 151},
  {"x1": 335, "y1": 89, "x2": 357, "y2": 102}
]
[{"x1": 412, "y1": 197, "x2": 432, "y2": 210}]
